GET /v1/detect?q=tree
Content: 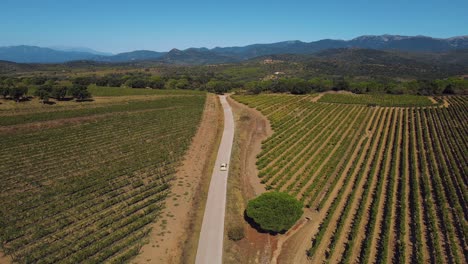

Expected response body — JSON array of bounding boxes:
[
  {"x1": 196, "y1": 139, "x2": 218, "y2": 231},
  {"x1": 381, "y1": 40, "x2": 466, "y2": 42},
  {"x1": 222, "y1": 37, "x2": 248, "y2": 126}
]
[
  {"x1": 245, "y1": 81, "x2": 262, "y2": 94},
  {"x1": 246, "y1": 192, "x2": 303, "y2": 233},
  {"x1": 35, "y1": 85, "x2": 53, "y2": 103},
  {"x1": 0, "y1": 86, "x2": 10, "y2": 99},
  {"x1": 176, "y1": 78, "x2": 190, "y2": 89},
  {"x1": 288, "y1": 78, "x2": 310, "y2": 94},
  {"x1": 442, "y1": 84, "x2": 455, "y2": 94},
  {"x1": 35, "y1": 89, "x2": 50, "y2": 104},
  {"x1": 148, "y1": 76, "x2": 165, "y2": 89},
  {"x1": 206, "y1": 80, "x2": 229, "y2": 94},
  {"x1": 51, "y1": 86, "x2": 68, "y2": 100},
  {"x1": 73, "y1": 76, "x2": 95, "y2": 86},
  {"x1": 9, "y1": 86, "x2": 28, "y2": 102},
  {"x1": 165, "y1": 79, "x2": 178, "y2": 89},
  {"x1": 69, "y1": 84, "x2": 91, "y2": 101},
  {"x1": 125, "y1": 78, "x2": 148, "y2": 88}
]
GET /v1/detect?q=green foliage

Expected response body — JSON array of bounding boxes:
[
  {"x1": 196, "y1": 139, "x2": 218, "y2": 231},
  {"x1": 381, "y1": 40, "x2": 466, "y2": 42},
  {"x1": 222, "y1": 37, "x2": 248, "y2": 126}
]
[
  {"x1": 205, "y1": 79, "x2": 231, "y2": 94},
  {"x1": 69, "y1": 84, "x2": 91, "y2": 100},
  {"x1": 0, "y1": 86, "x2": 10, "y2": 98},
  {"x1": 8, "y1": 86, "x2": 28, "y2": 102},
  {"x1": 87, "y1": 85, "x2": 204, "y2": 96},
  {"x1": 175, "y1": 78, "x2": 190, "y2": 89},
  {"x1": 34, "y1": 88, "x2": 50, "y2": 103},
  {"x1": 318, "y1": 93, "x2": 434, "y2": 107},
  {"x1": 125, "y1": 78, "x2": 148, "y2": 88},
  {"x1": 72, "y1": 76, "x2": 96, "y2": 86},
  {"x1": 51, "y1": 86, "x2": 68, "y2": 100},
  {"x1": 246, "y1": 192, "x2": 303, "y2": 233}
]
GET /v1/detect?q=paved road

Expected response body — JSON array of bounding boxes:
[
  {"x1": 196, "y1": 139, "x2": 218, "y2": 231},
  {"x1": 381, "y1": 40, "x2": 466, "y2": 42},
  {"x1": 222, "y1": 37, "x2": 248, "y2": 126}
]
[{"x1": 195, "y1": 95, "x2": 234, "y2": 264}]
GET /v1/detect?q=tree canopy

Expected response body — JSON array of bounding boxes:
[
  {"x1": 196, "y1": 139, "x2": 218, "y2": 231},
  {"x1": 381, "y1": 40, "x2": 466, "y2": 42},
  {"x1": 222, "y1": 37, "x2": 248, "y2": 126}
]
[{"x1": 246, "y1": 192, "x2": 303, "y2": 233}]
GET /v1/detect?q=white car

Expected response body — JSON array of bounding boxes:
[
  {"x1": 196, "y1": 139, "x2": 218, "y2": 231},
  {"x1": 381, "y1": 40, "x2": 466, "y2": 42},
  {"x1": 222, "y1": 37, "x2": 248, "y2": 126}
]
[{"x1": 220, "y1": 163, "x2": 228, "y2": 171}]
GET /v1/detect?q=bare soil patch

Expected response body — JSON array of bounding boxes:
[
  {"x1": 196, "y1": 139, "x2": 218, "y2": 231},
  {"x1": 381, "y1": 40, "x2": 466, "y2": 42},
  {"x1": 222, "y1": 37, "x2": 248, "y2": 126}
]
[
  {"x1": 132, "y1": 94, "x2": 222, "y2": 264},
  {"x1": 0, "y1": 251, "x2": 12, "y2": 264},
  {"x1": 228, "y1": 97, "x2": 272, "y2": 197}
]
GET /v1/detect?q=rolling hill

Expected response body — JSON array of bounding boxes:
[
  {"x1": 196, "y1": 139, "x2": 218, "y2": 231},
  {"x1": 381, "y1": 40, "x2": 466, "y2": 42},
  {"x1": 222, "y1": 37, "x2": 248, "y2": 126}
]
[{"x1": 1, "y1": 35, "x2": 467, "y2": 64}]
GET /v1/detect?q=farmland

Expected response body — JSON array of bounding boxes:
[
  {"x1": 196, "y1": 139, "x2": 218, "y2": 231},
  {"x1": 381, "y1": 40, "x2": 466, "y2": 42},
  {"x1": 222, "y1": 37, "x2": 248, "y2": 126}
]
[
  {"x1": 0, "y1": 88, "x2": 207, "y2": 263},
  {"x1": 233, "y1": 93, "x2": 467, "y2": 263}
]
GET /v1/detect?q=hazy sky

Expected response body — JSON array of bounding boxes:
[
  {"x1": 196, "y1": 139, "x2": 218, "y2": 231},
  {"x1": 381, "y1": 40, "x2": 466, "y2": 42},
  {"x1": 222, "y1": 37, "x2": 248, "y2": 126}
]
[{"x1": 1, "y1": 0, "x2": 467, "y2": 53}]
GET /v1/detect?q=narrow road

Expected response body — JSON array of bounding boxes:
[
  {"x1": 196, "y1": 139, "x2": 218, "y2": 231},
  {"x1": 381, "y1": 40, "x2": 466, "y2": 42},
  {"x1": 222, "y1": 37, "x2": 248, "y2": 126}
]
[{"x1": 195, "y1": 95, "x2": 235, "y2": 264}]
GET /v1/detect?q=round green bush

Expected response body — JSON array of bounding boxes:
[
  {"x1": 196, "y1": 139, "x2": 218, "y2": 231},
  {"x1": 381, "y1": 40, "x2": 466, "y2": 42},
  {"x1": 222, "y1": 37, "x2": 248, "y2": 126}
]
[
  {"x1": 246, "y1": 192, "x2": 303, "y2": 233},
  {"x1": 227, "y1": 225, "x2": 245, "y2": 241}
]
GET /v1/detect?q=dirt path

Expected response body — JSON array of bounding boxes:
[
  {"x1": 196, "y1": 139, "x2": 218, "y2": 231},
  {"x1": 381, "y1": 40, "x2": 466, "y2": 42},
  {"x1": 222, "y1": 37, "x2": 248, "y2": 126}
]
[
  {"x1": 132, "y1": 94, "x2": 222, "y2": 264},
  {"x1": 228, "y1": 96, "x2": 272, "y2": 197},
  {"x1": 0, "y1": 251, "x2": 12, "y2": 264}
]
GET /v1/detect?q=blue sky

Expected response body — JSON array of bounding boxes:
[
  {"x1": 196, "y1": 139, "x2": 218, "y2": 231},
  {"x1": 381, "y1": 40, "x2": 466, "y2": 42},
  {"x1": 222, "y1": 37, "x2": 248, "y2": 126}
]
[{"x1": 1, "y1": 0, "x2": 467, "y2": 53}]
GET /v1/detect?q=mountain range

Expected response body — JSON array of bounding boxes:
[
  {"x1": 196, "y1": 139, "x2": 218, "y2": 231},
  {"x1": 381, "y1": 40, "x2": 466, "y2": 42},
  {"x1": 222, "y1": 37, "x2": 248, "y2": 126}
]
[{"x1": 1, "y1": 35, "x2": 468, "y2": 64}]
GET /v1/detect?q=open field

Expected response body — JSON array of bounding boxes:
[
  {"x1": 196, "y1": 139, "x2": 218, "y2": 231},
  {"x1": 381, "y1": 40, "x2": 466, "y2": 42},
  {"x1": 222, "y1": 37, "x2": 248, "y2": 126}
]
[
  {"x1": 0, "y1": 88, "x2": 207, "y2": 263},
  {"x1": 233, "y1": 93, "x2": 467, "y2": 264}
]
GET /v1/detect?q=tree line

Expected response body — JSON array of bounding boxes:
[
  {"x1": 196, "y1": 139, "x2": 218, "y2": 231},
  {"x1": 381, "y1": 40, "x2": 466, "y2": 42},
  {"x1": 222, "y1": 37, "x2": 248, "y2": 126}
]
[
  {"x1": 243, "y1": 77, "x2": 468, "y2": 95},
  {"x1": 1, "y1": 73, "x2": 467, "y2": 101},
  {"x1": 0, "y1": 77, "x2": 91, "y2": 103}
]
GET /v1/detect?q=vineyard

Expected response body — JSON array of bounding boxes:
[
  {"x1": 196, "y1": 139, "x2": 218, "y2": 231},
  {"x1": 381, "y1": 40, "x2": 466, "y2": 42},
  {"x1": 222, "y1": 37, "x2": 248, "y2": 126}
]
[
  {"x1": 233, "y1": 93, "x2": 467, "y2": 264},
  {"x1": 0, "y1": 89, "x2": 207, "y2": 263}
]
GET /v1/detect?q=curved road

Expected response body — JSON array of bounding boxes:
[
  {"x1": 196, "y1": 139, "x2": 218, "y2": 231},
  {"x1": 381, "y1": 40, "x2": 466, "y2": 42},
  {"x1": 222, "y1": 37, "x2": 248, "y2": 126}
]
[{"x1": 195, "y1": 95, "x2": 234, "y2": 264}]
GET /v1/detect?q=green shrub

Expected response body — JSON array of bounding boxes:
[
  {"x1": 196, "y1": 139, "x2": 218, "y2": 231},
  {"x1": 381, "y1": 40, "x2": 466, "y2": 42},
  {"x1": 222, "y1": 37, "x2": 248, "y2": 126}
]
[
  {"x1": 227, "y1": 225, "x2": 245, "y2": 241},
  {"x1": 246, "y1": 192, "x2": 303, "y2": 233}
]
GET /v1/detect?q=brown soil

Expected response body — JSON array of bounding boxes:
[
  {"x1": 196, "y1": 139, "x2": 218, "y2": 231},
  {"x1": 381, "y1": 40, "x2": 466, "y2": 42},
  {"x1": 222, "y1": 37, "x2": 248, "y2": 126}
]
[
  {"x1": 132, "y1": 94, "x2": 222, "y2": 264},
  {"x1": 223, "y1": 96, "x2": 274, "y2": 264},
  {"x1": 228, "y1": 96, "x2": 272, "y2": 197},
  {"x1": 0, "y1": 251, "x2": 12, "y2": 264}
]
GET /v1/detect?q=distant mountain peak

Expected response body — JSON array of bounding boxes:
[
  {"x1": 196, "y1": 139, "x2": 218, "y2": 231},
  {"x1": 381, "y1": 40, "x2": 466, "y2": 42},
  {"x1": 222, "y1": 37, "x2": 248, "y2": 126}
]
[
  {"x1": 352, "y1": 34, "x2": 413, "y2": 42},
  {"x1": 1, "y1": 34, "x2": 468, "y2": 64}
]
